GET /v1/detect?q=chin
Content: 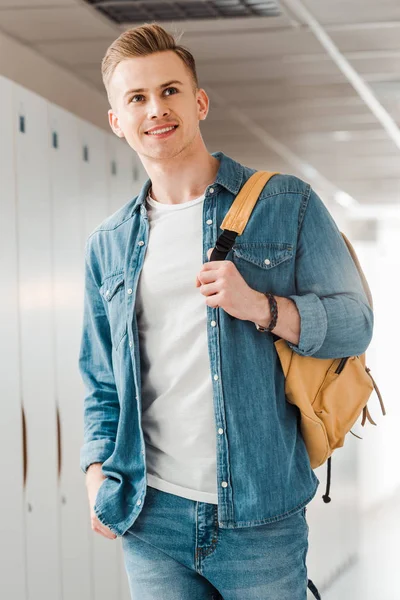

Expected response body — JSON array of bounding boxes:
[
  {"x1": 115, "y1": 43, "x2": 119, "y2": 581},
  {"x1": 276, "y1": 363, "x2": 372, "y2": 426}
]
[{"x1": 149, "y1": 145, "x2": 187, "y2": 160}]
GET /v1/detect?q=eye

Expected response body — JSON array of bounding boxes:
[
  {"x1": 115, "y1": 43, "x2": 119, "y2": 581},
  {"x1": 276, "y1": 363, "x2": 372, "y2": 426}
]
[
  {"x1": 131, "y1": 94, "x2": 144, "y2": 103},
  {"x1": 164, "y1": 87, "x2": 178, "y2": 96}
]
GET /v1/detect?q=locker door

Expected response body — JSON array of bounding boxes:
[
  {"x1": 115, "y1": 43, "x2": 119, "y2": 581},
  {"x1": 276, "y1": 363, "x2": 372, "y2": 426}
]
[
  {"x1": 13, "y1": 84, "x2": 62, "y2": 600},
  {"x1": 0, "y1": 75, "x2": 27, "y2": 600},
  {"x1": 79, "y1": 119, "x2": 110, "y2": 237},
  {"x1": 78, "y1": 119, "x2": 121, "y2": 600},
  {"x1": 107, "y1": 136, "x2": 145, "y2": 215},
  {"x1": 48, "y1": 103, "x2": 93, "y2": 600}
]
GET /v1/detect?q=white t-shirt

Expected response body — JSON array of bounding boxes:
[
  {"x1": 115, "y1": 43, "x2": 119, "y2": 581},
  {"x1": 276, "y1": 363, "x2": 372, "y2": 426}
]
[{"x1": 135, "y1": 190, "x2": 218, "y2": 504}]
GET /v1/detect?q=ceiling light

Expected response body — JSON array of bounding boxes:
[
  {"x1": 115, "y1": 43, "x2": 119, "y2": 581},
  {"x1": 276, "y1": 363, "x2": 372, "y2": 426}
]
[
  {"x1": 332, "y1": 131, "x2": 352, "y2": 141},
  {"x1": 334, "y1": 191, "x2": 358, "y2": 208}
]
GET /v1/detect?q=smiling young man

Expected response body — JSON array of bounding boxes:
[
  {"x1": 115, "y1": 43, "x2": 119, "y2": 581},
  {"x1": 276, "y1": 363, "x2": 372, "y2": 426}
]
[{"x1": 79, "y1": 23, "x2": 373, "y2": 600}]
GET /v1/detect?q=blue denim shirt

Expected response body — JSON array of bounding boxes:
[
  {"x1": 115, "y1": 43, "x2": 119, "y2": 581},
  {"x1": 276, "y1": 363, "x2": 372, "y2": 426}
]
[{"x1": 79, "y1": 151, "x2": 373, "y2": 537}]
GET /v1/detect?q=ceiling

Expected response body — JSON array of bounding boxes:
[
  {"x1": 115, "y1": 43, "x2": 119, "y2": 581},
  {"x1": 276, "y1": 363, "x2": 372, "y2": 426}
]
[{"x1": 0, "y1": 0, "x2": 399, "y2": 213}]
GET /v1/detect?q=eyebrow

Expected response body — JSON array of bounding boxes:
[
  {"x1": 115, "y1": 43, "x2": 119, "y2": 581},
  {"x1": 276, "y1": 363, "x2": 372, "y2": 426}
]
[{"x1": 124, "y1": 80, "x2": 183, "y2": 99}]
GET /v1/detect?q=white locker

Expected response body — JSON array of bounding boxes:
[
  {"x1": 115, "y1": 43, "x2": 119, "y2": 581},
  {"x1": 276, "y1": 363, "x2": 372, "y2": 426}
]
[
  {"x1": 78, "y1": 118, "x2": 121, "y2": 600},
  {"x1": 13, "y1": 83, "x2": 62, "y2": 599},
  {"x1": 107, "y1": 135, "x2": 146, "y2": 216},
  {"x1": 48, "y1": 103, "x2": 93, "y2": 600},
  {"x1": 0, "y1": 75, "x2": 27, "y2": 600}
]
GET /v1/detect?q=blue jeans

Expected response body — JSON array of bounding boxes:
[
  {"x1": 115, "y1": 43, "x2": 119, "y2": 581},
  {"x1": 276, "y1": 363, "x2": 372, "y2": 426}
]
[{"x1": 121, "y1": 485, "x2": 312, "y2": 600}]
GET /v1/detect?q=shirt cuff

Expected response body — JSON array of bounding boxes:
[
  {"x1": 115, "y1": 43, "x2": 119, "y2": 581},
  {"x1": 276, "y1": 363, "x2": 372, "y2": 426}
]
[
  {"x1": 287, "y1": 293, "x2": 328, "y2": 356},
  {"x1": 80, "y1": 439, "x2": 116, "y2": 474}
]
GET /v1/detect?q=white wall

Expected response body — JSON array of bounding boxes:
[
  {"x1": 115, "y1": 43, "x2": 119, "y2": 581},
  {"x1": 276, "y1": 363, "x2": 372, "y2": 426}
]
[
  {"x1": 355, "y1": 220, "x2": 400, "y2": 511},
  {"x1": 0, "y1": 27, "x2": 109, "y2": 131}
]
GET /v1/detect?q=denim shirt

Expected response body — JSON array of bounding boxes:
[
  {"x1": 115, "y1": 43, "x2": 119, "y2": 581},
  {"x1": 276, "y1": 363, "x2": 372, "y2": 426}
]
[{"x1": 79, "y1": 151, "x2": 373, "y2": 537}]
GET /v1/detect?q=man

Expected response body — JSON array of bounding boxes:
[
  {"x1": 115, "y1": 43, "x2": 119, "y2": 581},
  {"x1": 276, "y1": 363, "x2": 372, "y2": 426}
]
[{"x1": 79, "y1": 23, "x2": 372, "y2": 599}]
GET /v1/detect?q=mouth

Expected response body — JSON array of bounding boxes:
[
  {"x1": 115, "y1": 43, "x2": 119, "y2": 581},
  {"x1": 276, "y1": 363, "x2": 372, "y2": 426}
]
[{"x1": 144, "y1": 125, "x2": 179, "y2": 139}]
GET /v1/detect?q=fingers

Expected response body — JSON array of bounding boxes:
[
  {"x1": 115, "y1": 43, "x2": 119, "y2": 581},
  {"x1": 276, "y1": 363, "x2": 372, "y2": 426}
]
[
  {"x1": 199, "y1": 281, "x2": 219, "y2": 297},
  {"x1": 198, "y1": 270, "x2": 218, "y2": 285},
  {"x1": 91, "y1": 513, "x2": 117, "y2": 540}
]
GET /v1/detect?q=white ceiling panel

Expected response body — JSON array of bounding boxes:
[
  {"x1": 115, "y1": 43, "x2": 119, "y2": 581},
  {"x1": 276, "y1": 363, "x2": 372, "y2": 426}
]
[
  {"x1": 182, "y1": 28, "x2": 324, "y2": 61},
  {"x1": 0, "y1": 6, "x2": 117, "y2": 42},
  {"x1": 34, "y1": 38, "x2": 113, "y2": 65},
  {"x1": 208, "y1": 101, "x2": 367, "y2": 121},
  {"x1": 0, "y1": 0, "x2": 76, "y2": 6},
  {"x1": 169, "y1": 14, "x2": 295, "y2": 33},
  {"x1": 208, "y1": 81, "x2": 360, "y2": 103},
  {"x1": 330, "y1": 25, "x2": 400, "y2": 53},
  {"x1": 198, "y1": 56, "x2": 343, "y2": 80},
  {"x1": 302, "y1": 0, "x2": 400, "y2": 26}
]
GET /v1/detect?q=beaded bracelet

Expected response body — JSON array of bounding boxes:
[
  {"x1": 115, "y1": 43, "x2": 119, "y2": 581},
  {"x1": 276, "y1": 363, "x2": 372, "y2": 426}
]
[{"x1": 255, "y1": 293, "x2": 278, "y2": 333}]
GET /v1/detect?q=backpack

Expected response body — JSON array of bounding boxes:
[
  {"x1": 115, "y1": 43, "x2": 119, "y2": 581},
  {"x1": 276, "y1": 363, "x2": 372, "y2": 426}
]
[{"x1": 210, "y1": 170, "x2": 386, "y2": 503}]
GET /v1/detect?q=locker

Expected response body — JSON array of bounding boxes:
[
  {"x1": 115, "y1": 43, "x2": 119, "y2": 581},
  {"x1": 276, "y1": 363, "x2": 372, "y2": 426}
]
[
  {"x1": 48, "y1": 102, "x2": 93, "y2": 600},
  {"x1": 106, "y1": 135, "x2": 143, "y2": 215},
  {"x1": 13, "y1": 83, "x2": 62, "y2": 600},
  {"x1": 0, "y1": 75, "x2": 27, "y2": 600}
]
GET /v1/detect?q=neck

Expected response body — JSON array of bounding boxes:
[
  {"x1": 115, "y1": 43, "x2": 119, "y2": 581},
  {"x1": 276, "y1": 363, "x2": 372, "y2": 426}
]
[{"x1": 139, "y1": 135, "x2": 220, "y2": 205}]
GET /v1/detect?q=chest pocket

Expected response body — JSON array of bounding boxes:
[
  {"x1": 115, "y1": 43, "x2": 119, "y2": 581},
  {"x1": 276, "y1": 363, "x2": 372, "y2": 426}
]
[
  {"x1": 232, "y1": 242, "x2": 294, "y2": 294},
  {"x1": 100, "y1": 272, "x2": 127, "y2": 349}
]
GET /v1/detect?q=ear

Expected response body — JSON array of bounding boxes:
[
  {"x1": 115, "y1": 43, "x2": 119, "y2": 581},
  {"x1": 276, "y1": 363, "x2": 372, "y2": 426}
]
[
  {"x1": 196, "y1": 88, "x2": 210, "y2": 121},
  {"x1": 108, "y1": 109, "x2": 125, "y2": 139}
]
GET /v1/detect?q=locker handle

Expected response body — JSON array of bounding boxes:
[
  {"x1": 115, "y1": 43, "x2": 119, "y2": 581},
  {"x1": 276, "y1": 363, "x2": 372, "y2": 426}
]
[
  {"x1": 56, "y1": 405, "x2": 62, "y2": 478},
  {"x1": 22, "y1": 405, "x2": 27, "y2": 486}
]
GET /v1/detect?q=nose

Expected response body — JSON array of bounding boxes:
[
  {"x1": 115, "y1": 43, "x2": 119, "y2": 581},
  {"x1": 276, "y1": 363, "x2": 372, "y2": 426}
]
[{"x1": 147, "y1": 96, "x2": 170, "y2": 120}]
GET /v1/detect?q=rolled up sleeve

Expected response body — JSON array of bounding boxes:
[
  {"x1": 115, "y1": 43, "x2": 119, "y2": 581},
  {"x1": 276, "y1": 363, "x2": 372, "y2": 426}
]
[{"x1": 286, "y1": 187, "x2": 373, "y2": 359}]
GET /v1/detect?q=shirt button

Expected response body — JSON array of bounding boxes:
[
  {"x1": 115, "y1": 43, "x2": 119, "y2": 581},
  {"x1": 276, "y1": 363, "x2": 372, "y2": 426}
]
[
  {"x1": 218, "y1": 428, "x2": 224, "y2": 434},
  {"x1": 105, "y1": 290, "x2": 110, "y2": 297},
  {"x1": 214, "y1": 374, "x2": 219, "y2": 381},
  {"x1": 221, "y1": 481, "x2": 228, "y2": 488},
  {"x1": 129, "y1": 341, "x2": 133, "y2": 347},
  {"x1": 264, "y1": 258, "x2": 271, "y2": 265},
  {"x1": 136, "y1": 499, "x2": 142, "y2": 506},
  {"x1": 209, "y1": 187, "x2": 214, "y2": 194},
  {"x1": 141, "y1": 449, "x2": 145, "y2": 455},
  {"x1": 206, "y1": 219, "x2": 213, "y2": 225},
  {"x1": 127, "y1": 288, "x2": 133, "y2": 294},
  {"x1": 138, "y1": 241, "x2": 145, "y2": 246},
  {"x1": 211, "y1": 320, "x2": 217, "y2": 327}
]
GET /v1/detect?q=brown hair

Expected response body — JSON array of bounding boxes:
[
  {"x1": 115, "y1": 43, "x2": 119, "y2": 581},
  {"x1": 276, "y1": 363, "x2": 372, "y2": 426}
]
[{"x1": 101, "y1": 23, "x2": 199, "y2": 102}]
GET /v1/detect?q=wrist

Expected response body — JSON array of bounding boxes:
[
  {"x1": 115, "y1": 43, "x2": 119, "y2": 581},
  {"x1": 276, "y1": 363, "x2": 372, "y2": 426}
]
[{"x1": 252, "y1": 291, "x2": 271, "y2": 328}]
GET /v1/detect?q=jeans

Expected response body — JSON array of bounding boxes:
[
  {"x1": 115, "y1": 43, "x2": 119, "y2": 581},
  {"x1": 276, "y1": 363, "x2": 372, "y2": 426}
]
[{"x1": 121, "y1": 485, "x2": 311, "y2": 600}]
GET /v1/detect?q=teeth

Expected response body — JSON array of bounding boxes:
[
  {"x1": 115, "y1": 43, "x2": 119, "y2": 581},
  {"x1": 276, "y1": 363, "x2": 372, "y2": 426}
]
[{"x1": 147, "y1": 126, "x2": 176, "y2": 135}]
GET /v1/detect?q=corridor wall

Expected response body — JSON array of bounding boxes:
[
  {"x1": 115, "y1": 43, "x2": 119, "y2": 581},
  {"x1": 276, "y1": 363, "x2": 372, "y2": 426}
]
[{"x1": 0, "y1": 74, "x2": 146, "y2": 600}]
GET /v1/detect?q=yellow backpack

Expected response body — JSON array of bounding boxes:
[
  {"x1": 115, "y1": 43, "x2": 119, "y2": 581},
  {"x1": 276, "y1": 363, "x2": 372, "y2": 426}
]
[{"x1": 211, "y1": 171, "x2": 386, "y2": 502}]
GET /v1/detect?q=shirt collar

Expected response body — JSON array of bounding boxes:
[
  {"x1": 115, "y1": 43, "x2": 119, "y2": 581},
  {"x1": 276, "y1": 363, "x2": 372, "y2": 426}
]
[{"x1": 132, "y1": 151, "x2": 244, "y2": 214}]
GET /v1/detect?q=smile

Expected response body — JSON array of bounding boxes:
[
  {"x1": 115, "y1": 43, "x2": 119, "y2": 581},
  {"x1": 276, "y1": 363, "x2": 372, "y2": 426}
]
[{"x1": 145, "y1": 125, "x2": 178, "y2": 136}]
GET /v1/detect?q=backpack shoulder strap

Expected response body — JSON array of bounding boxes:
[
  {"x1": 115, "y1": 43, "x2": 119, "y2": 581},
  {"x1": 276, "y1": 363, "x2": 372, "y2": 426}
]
[{"x1": 220, "y1": 171, "x2": 279, "y2": 234}]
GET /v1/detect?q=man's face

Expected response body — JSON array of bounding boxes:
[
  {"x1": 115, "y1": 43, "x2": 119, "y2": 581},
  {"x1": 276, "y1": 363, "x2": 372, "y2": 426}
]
[{"x1": 108, "y1": 50, "x2": 209, "y2": 160}]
